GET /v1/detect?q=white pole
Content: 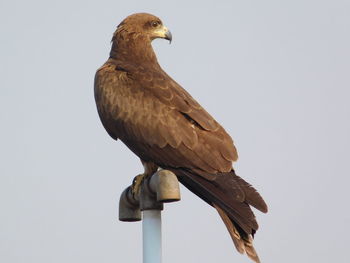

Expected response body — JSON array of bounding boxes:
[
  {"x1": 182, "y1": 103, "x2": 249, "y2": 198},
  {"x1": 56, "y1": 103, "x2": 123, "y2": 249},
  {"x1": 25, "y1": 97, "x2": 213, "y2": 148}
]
[{"x1": 142, "y1": 210, "x2": 162, "y2": 263}]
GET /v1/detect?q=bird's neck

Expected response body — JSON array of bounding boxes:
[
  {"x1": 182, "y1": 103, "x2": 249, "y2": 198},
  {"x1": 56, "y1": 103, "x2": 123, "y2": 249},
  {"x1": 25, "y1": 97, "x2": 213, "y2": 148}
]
[{"x1": 109, "y1": 35, "x2": 160, "y2": 67}]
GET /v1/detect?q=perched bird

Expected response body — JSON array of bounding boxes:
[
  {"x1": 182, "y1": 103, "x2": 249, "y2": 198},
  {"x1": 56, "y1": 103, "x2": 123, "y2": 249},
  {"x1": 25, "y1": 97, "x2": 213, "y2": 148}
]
[{"x1": 94, "y1": 13, "x2": 267, "y2": 262}]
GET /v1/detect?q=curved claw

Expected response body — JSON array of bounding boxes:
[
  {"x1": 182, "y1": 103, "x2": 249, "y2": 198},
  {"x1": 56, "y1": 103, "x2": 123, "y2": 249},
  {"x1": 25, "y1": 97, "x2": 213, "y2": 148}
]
[{"x1": 132, "y1": 174, "x2": 145, "y2": 197}]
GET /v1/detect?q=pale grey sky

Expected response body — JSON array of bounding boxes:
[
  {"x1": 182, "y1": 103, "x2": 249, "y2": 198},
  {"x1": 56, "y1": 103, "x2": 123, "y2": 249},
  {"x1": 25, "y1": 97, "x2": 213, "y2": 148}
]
[{"x1": 1, "y1": 0, "x2": 349, "y2": 262}]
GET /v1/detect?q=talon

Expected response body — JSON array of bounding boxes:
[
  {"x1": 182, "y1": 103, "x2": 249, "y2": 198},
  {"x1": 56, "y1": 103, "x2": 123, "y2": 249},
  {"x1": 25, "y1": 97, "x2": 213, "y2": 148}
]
[{"x1": 132, "y1": 174, "x2": 145, "y2": 196}]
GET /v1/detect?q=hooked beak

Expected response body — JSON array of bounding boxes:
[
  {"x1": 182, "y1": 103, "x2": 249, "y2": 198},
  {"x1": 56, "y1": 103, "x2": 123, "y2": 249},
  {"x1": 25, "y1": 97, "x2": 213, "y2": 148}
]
[
  {"x1": 154, "y1": 25, "x2": 172, "y2": 43},
  {"x1": 164, "y1": 29, "x2": 172, "y2": 43}
]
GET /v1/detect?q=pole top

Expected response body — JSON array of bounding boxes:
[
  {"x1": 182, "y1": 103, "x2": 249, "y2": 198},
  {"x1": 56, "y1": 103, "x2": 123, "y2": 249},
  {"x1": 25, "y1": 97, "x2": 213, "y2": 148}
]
[{"x1": 119, "y1": 169, "x2": 181, "y2": 222}]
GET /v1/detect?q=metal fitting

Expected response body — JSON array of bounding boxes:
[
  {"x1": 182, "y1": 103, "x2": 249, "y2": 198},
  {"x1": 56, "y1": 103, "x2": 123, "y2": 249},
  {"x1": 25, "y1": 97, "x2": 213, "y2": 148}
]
[{"x1": 118, "y1": 170, "x2": 181, "y2": 221}]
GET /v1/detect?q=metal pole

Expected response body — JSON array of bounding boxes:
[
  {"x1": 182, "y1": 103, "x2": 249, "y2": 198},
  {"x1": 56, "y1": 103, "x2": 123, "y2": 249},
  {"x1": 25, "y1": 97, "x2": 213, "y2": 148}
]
[
  {"x1": 142, "y1": 210, "x2": 162, "y2": 263},
  {"x1": 119, "y1": 170, "x2": 181, "y2": 263}
]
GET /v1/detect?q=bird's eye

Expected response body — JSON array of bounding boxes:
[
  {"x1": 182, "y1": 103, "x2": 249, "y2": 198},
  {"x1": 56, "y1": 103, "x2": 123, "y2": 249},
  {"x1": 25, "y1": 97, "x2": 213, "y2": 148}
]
[{"x1": 151, "y1": 21, "x2": 160, "y2": 27}]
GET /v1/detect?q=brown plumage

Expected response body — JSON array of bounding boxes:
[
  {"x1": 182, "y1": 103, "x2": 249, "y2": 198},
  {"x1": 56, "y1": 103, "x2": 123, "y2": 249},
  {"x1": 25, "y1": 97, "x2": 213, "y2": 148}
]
[{"x1": 94, "y1": 13, "x2": 268, "y2": 262}]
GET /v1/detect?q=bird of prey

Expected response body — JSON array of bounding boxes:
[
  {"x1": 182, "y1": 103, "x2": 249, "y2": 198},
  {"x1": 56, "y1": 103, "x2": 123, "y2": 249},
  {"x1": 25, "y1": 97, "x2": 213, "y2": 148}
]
[{"x1": 94, "y1": 13, "x2": 267, "y2": 262}]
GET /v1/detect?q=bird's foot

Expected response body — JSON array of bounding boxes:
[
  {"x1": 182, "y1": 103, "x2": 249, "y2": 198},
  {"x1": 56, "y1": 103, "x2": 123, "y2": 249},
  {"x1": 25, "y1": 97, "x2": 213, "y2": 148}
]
[
  {"x1": 131, "y1": 162, "x2": 158, "y2": 197},
  {"x1": 131, "y1": 173, "x2": 146, "y2": 197}
]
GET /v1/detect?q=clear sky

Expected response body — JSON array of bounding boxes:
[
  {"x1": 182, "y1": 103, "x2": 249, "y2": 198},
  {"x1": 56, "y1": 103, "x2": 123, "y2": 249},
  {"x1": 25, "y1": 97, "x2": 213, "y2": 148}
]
[{"x1": 1, "y1": 0, "x2": 349, "y2": 262}]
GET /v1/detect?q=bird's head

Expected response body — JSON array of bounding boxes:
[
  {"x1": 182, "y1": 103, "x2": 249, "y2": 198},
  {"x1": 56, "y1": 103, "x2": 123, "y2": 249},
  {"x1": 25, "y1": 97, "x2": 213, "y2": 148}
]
[{"x1": 113, "y1": 13, "x2": 172, "y2": 43}]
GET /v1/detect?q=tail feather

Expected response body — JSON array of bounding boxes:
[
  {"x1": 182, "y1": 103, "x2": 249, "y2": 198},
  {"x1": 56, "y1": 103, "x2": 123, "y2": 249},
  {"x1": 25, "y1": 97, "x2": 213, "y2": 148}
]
[
  {"x1": 173, "y1": 168, "x2": 267, "y2": 263},
  {"x1": 214, "y1": 204, "x2": 260, "y2": 263},
  {"x1": 214, "y1": 203, "x2": 245, "y2": 254}
]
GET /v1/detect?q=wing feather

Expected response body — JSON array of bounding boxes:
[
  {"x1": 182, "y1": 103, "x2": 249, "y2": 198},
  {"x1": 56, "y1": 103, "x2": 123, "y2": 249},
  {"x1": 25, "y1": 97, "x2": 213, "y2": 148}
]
[{"x1": 95, "y1": 60, "x2": 238, "y2": 174}]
